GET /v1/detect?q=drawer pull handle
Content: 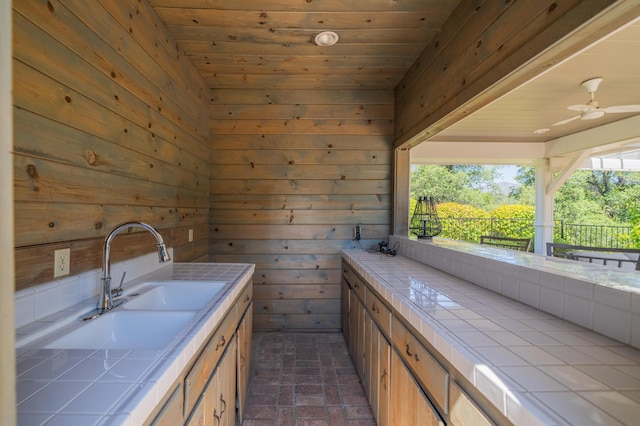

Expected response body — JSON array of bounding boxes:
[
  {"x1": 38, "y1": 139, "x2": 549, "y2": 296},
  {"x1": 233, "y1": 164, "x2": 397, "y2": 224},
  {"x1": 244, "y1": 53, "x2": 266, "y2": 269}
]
[
  {"x1": 380, "y1": 369, "x2": 388, "y2": 391},
  {"x1": 220, "y1": 395, "x2": 226, "y2": 415},
  {"x1": 245, "y1": 295, "x2": 250, "y2": 302},
  {"x1": 372, "y1": 302, "x2": 380, "y2": 313},
  {"x1": 406, "y1": 344, "x2": 420, "y2": 362},
  {"x1": 213, "y1": 409, "x2": 220, "y2": 424},
  {"x1": 216, "y1": 335, "x2": 226, "y2": 350}
]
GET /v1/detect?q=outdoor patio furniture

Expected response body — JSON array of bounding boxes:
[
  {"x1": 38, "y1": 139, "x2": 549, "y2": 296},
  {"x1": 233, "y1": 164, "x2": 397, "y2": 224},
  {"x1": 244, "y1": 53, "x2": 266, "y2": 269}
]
[
  {"x1": 546, "y1": 243, "x2": 640, "y2": 271},
  {"x1": 480, "y1": 236, "x2": 532, "y2": 252}
]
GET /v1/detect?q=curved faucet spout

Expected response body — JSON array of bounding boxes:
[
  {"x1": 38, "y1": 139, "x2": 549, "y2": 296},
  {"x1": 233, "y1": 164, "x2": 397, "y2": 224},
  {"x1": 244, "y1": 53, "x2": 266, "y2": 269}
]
[{"x1": 98, "y1": 221, "x2": 171, "y2": 313}]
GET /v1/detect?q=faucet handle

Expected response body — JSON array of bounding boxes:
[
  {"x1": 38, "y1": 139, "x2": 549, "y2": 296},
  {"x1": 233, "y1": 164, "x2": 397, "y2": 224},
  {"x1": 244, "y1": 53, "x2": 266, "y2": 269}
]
[{"x1": 110, "y1": 271, "x2": 126, "y2": 298}]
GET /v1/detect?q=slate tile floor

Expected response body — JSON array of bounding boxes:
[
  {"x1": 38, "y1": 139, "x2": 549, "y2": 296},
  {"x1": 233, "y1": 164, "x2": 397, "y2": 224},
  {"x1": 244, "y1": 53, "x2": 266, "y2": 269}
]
[{"x1": 242, "y1": 332, "x2": 376, "y2": 426}]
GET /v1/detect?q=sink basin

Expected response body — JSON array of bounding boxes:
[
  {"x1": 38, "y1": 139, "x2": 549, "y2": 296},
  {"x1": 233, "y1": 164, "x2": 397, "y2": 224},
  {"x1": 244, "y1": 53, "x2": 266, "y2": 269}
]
[
  {"x1": 43, "y1": 310, "x2": 195, "y2": 350},
  {"x1": 124, "y1": 281, "x2": 227, "y2": 310}
]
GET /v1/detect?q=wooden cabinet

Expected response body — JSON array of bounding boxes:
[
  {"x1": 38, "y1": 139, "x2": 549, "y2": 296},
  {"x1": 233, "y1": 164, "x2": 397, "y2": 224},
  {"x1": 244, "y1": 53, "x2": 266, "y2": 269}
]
[
  {"x1": 150, "y1": 384, "x2": 183, "y2": 426},
  {"x1": 390, "y1": 350, "x2": 443, "y2": 426},
  {"x1": 187, "y1": 336, "x2": 237, "y2": 426},
  {"x1": 369, "y1": 325, "x2": 390, "y2": 426},
  {"x1": 184, "y1": 304, "x2": 237, "y2": 416},
  {"x1": 449, "y1": 380, "x2": 493, "y2": 426},
  {"x1": 148, "y1": 281, "x2": 253, "y2": 426},
  {"x1": 342, "y1": 265, "x2": 393, "y2": 426},
  {"x1": 341, "y1": 261, "x2": 498, "y2": 426},
  {"x1": 236, "y1": 306, "x2": 253, "y2": 423},
  {"x1": 341, "y1": 278, "x2": 350, "y2": 344},
  {"x1": 346, "y1": 282, "x2": 364, "y2": 377},
  {"x1": 391, "y1": 315, "x2": 448, "y2": 413},
  {"x1": 217, "y1": 336, "x2": 237, "y2": 426}
]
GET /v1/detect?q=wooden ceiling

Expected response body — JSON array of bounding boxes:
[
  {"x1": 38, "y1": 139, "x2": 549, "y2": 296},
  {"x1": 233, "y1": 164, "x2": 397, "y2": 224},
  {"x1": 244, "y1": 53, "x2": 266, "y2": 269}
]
[{"x1": 149, "y1": 0, "x2": 461, "y2": 90}]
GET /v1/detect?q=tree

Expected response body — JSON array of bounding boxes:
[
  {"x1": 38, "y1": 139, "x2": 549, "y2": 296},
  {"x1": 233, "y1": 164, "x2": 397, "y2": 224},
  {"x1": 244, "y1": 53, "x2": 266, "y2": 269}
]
[
  {"x1": 410, "y1": 164, "x2": 639, "y2": 247},
  {"x1": 410, "y1": 165, "x2": 505, "y2": 210}
]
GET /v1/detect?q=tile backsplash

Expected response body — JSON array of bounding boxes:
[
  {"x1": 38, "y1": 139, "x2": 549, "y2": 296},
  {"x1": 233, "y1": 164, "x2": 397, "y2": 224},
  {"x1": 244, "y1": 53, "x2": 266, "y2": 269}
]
[
  {"x1": 389, "y1": 236, "x2": 640, "y2": 349},
  {"x1": 14, "y1": 249, "x2": 174, "y2": 329}
]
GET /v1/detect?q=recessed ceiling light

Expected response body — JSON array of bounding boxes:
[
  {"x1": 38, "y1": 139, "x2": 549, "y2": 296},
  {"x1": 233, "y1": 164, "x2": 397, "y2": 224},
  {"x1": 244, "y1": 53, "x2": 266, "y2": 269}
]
[
  {"x1": 314, "y1": 31, "x2": 339, "y2": 47},
  {"x1": 533, "y1": 128, "x2": 550, "y2": 134}
]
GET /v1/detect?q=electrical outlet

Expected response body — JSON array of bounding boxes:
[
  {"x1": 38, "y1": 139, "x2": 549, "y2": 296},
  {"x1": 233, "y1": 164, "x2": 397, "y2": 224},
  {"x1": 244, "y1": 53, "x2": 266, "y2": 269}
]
[
  {"x1": 188, "y1": 228, "x2": 194, "y2": 242},
  {"x1": 54, "y1": 248, "x2": 70, "y2": 278},
  {"x1": 354, "y1": 225, "x2": 362, "y2": 241}
]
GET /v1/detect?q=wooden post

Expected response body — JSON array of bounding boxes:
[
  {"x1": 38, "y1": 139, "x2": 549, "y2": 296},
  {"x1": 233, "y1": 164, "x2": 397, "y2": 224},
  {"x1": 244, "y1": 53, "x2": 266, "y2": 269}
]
[
  {"x1": 392, "y1": 148, "x2": 410, "y2": 237},
  {"x1": 1, "y1": 0, "x2": 16, "y2": 423}
]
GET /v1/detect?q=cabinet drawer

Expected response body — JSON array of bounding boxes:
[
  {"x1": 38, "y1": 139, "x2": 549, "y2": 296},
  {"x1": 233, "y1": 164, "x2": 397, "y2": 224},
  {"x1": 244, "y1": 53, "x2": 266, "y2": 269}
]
[
  {"x1": 449, "y1": 381, "x2": 493, "y2": 426},
  {"x1": 392, "y1": 316, "x2": 449, "y2": 413},
  {"x1": 365, "y1": 288, "x2": 391, "y2": 338},
  {"x1": 184, "y1": 303, "x2": 238, "y2": 416},
  {"x1": 342, "y1": 262, "x2": 365, "y2": 302}
]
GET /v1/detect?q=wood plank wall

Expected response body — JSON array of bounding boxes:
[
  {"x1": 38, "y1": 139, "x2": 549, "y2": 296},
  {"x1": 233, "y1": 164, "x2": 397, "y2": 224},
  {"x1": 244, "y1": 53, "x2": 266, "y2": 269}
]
[
  {"x1": 209, "y1": 89, "x2": 393, "y2": 331},
  {"x1": 13, "y1": 0, "x2": 210, "y2": 290}
]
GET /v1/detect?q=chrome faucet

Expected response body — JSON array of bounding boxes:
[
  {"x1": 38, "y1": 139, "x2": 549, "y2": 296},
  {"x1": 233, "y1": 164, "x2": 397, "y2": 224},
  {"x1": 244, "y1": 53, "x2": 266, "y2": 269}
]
[{"x1": 82, "y1": 221, "x2": 170, "y2": 321}]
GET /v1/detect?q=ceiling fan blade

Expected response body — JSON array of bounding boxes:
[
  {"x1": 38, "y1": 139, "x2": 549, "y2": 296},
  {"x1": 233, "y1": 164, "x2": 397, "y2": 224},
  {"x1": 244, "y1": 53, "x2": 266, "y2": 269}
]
[
  {"x1": 567, "y1": 104, "x2": 593, "y2": 112},
  {"x1": 603, "y1": 105, "x2": 640, "y2": 113},
  {"x1": 552, "y1": 115, "x2": 580, "y2": 126}
]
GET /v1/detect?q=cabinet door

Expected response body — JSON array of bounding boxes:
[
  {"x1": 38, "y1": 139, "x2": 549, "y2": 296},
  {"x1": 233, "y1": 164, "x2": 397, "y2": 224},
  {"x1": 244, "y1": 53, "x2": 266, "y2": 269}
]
[
  {"x1": 390, "y1": 350, "x2": 443, "y2": 426},
  {"x1": 341, "y1": 279, "x2": 350, "y2": 344},
  {"x1": 348, "y1": 290, "x2": 364, "y2": 375},
  {"x1": 362, "y1": 309, "x2": 373, "y2": 398},
  {"x1": 219, "y1": 335, "x2": 237, "y2": 426},
  {"x1": 185, "y1": 372, "x2": 218, "y2": 426},
  {"x1": 150, "y1": 383, "x2": 183, "y2": 426},
  {"x1": 449, "y1": 381, "x2": 493, "y2": 426},
  {"x1": 186, "y1": 336, "x2": 237, "y2": 426},
  {"x1": 375, "y1": 329, "x2": 390, "y2": 426},
  {"x1": 236, "y1": 308, "x2": 252, "y2": 423}
]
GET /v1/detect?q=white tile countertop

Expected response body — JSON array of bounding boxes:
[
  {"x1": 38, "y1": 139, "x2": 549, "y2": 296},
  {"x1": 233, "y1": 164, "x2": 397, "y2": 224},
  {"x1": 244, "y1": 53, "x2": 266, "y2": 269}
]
[
  {"x1": 342, "y1": 248, "x2": 640, "y2": 425},
  {"x1": 15, "y1": 262, "x2": 254, "y2": 426}
]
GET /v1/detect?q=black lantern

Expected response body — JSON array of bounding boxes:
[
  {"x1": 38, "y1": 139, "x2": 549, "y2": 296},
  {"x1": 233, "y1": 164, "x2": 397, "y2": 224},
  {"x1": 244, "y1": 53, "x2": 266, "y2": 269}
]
[{"x1": 410, "y1": 196, "x2": 442, "y2": 239}]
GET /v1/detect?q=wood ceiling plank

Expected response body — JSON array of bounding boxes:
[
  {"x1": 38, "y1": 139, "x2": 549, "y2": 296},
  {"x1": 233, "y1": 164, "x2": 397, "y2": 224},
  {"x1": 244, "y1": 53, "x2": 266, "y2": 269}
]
[
  {"x1": 181, "y1": 40, "x2": 425, "y2": 57},
  {"x1": 203, "y1": 74, "x2": 401, "y2": 90},
  {"x1": 149, "y1": 0, "x2": 458, "y2": 13},
  {"x1": 154, "y1": 9, "x2": 448, "y2": 30},
  {"x1": 208, "y1": 89, "x2": 393, "y2": 105},
  {"x1": 167, "y1": 25, "x2": 438, "y2": 44},
  {"x1": 210, "y1": 104, "x2": 393, "y2": 120},
  {"x1": 189, "y1": 55, "x2": 415, "y2": 68}
]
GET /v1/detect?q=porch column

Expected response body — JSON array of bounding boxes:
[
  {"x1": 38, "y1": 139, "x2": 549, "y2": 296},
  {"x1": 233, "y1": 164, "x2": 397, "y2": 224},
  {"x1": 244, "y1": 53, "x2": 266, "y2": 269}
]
[{"x1": 533, "y1": 159, "x2": 554, "y2": 254}]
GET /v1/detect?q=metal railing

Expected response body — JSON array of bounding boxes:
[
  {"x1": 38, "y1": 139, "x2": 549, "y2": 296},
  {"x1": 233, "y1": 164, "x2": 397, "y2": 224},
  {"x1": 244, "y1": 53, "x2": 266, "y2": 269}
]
[
  {"x1": 555, "y1": 221, "x2": 633, "y2": 249},
  {"x1": 438, "y1": 217, "x2": 633, "y2": 249}
]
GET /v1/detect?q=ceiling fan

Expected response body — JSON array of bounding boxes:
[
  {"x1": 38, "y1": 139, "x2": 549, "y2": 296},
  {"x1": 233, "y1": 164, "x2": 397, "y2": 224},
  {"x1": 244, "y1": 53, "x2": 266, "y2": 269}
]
[{"x1": 552, "y1": 77, "x2": 640, "y2": 126}]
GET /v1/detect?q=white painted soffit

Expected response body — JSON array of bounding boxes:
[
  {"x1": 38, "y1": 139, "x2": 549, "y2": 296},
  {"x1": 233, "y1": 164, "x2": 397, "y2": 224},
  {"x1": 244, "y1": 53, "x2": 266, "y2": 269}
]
[
  {"x1": 410, "y1": 141, "x2": 544, "y2": 165},
  {"x1": 411, "y1": 114, "x2": 640, "y2": 168}
]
